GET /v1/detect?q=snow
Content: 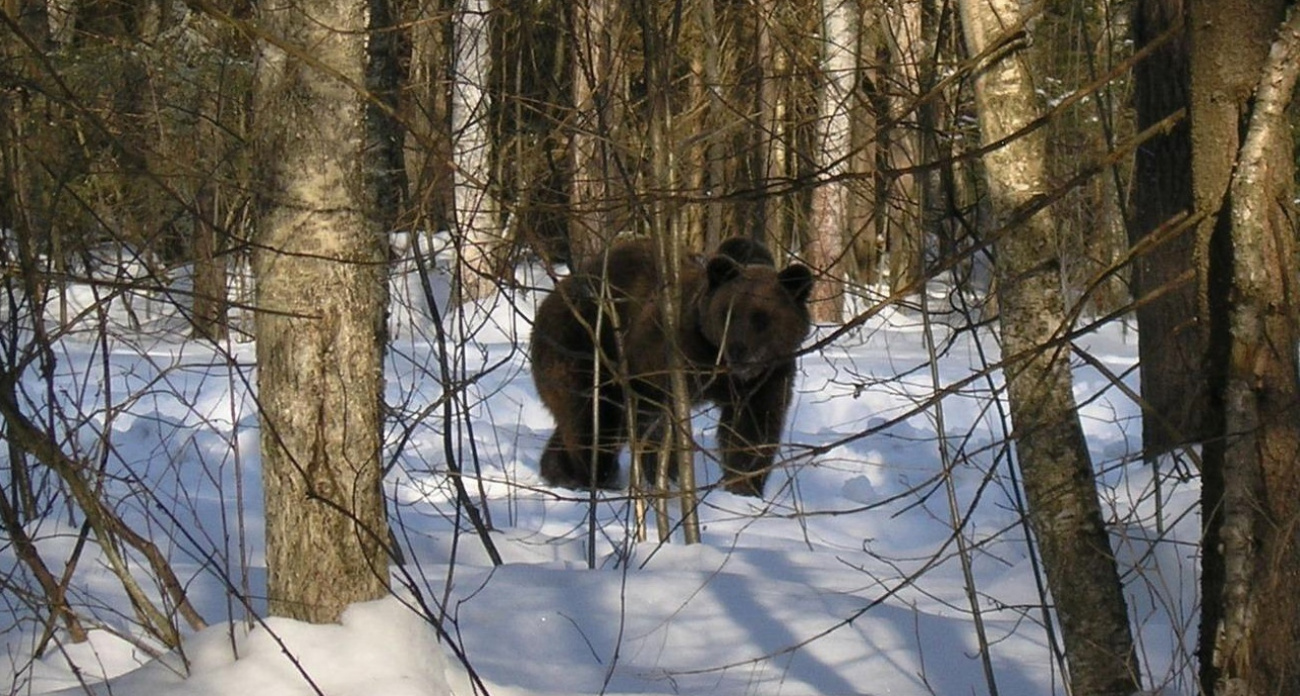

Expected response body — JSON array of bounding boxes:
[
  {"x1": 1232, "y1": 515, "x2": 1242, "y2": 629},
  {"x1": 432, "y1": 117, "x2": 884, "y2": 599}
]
[
  {"x1": 0, "y1": 245, "x2": 1199, "y2": 695},
  {"x1": 24, "y1": 599, "x2": 458, "y2": 696}
]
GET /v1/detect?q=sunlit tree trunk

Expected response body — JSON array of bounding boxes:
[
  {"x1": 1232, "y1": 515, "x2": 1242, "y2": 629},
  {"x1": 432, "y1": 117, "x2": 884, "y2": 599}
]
[
  {"x1": 253, "y1": 0, "x2": 392, "y2": 624},
  {"x1": 453, "y1": 0, "x2": 500, "y2": 301},
  {"x1": 959, "y1": 0, "x2": 1141, "y2": 693},
  {"x1": 1198, "y1": 4, "x2": 1300, "y2": 693},
  {"x1": 807, "y1": 0, "x2": 855, "y2": 323}
]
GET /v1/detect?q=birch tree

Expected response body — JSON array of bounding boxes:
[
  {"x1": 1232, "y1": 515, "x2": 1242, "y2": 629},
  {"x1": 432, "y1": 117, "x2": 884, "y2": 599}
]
[
  {"x1": 958, "y1": 0, "x2": 1140, "y2": 693},
  {"x1": 452, "y1": 0, "x2": 499, "y2": 301},
  {"x1": 1196, "y1": 3, "x2": 1300, "y2": 693},
  {"x1": 253, "y1": 0, "x2": 392, "y2": 623},
  {"x1": 807, "y1": 0, "x2": 855, "y2": 323}
]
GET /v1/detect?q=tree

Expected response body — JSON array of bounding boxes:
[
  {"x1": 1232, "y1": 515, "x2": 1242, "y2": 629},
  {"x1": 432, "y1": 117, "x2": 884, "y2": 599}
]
[
  {"x1": 880, "y1": 0, "x2": 926, "y2": 293},
  {"x1": 1196, "y1": 3, "x2": 1300, "y2": 693},
  {"x1": 253, "y1": 0, "x2": 392, "y2": 623},
  {"x1": 189, "y1": 17, "x2": 254, "y2": 343},
  {"x1": 452, "y1": 0, "x2": 500, "y2": 301},
  {"x1": 1129, "y1": 0, "x2": 1200, "y2": 455},
  {"x1": 958, "y1": 0, "x2": 1141, "y2": 693},
  {"x1": 806, "y1": 0, "x2": 855, "y2": 323},
  {"x1": 365, "y1": 0, "x2": 409, "y2": 246},
  {"x1": 569, "y1": 0, "x2": 622, "y2": 264},
  {"x1": 752, "y1": 0, "x2": 786, "y2": 245},
  {"x1": 695, "y1": 0, "x2": 726, "y2": 251},
  {"x1": 847, "y1": 4, "x2": 882, "y2": 287},
  {"x1": 638, "y1": 0, "x2": 700, "y2": 543}
]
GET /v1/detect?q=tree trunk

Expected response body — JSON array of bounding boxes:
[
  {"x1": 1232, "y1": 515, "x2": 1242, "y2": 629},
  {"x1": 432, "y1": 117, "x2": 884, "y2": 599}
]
[
  {"x1": 191, "y1": 185, "x2": 228, "y2": 342},
  {"x1": 958, "y1": 0, "x2": 1141, "y2": 693},
  {"x1": 366, "y1": 0, "x2": 409, "y2": 237},
  {"x1": 452, "y1": 0, "x2": 499, "y2": 301},
  {"x1": 696, "y1": 0, "x2": 725, "y2": 251},
  {"x1": 404, "y1": 0, "x2": 454, "y2": 241},
  {"x1": 1199, "y1": 6, "x2": 1300, "y2": 693},
  {"x1": 882, "y1": 0, "x2": 924, "y2": 294},
  {"x1": 569, "y1": 0, "x2": 620, "y2": 263},
  {"x1": 753, "y1": 0, "x2": 786, "y2": 246},
  {"x1": 1129, "y1": 0, "x2": 1200, "y2": 455},
  {"x1": 807, "y1": 0, "x2": 855, "y2": 323},
  {"x1": 253, "y1": 0, "x2": 392, "y2": 624},
  {"x1": 637, "y1": 0, "x2": 700, "y2": 544},
  {"x1": 848, "y1": 4, "x2": 881, "y2": 286},
  {"x1": 914, "y1": 0, "x2": 950, "y2": 275}
]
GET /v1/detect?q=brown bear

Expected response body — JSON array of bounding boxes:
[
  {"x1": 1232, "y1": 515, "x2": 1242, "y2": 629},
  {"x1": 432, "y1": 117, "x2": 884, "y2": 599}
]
[{"x1": 529, "y1": 236, "x2": 813, "y2": 497}]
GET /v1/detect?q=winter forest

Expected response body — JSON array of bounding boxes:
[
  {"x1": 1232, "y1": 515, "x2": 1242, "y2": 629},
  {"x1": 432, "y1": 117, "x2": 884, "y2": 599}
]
[{"x1": 2, "y1": 0, "x2": 1300, "y2": 694}]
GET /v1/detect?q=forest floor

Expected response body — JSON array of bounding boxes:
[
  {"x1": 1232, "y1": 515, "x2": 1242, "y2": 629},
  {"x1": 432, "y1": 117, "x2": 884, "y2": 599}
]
[{"x1": 2, "y1": 245, "x2": 1198, "y2": 695}]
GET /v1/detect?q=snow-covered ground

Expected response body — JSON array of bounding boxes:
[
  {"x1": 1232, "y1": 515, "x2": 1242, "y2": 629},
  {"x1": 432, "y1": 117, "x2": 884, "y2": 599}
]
[{"x1": 1, "y1": 245, "x2": 1198, "y2": 695}]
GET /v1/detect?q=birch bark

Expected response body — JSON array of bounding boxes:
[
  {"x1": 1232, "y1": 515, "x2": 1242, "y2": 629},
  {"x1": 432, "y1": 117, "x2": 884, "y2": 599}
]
[
  {"x1": 452, "y1": 0, "x2": 499, "y2": 301},
  {"x1": 807, "y1": 0, "x2": 855, "y2": 323},
  {"x1": 959, "y1": 0, "x2": 1140, "y2": 692},
  {"x1": 1199, "y1": 6, "x2": 1300, "y2": 693}
]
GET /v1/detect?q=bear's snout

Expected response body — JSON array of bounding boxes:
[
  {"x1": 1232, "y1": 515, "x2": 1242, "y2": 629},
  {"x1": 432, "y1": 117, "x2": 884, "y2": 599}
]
[{"x1": 727, "y1": 343, "x2": 773, "y2": 381}]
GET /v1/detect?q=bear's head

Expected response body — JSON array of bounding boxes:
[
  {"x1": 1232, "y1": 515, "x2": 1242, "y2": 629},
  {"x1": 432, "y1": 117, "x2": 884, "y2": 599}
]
[{"x1": 697, "y1": 251, "x2": 814, "y2": 382}]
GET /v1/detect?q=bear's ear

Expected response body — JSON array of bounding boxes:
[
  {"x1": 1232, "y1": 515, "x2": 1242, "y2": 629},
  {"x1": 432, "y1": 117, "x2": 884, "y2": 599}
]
[
  {"x1": 778, "y1": 264, "x2": 814, "y2": 304},
  {"x1": 707, "y1": 255, "x2": 742, "y2": 289}
]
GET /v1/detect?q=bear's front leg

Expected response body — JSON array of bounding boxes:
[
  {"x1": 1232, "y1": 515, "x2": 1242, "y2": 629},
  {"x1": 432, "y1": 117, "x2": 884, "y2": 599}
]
[
  {"x1": 539, "y1": 431, "x2": 622, "y2": 491},
  {"x1": 538, "y1": 375, "x2": 627, "y2": 491},
  {"x1": 717, "y1": 373, "x2": 793, "y2": 497}
]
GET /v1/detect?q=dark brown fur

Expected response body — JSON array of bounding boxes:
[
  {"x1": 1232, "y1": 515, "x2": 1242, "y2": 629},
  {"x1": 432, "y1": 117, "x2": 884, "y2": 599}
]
[{"x1": 529, "y1": 237, "x2": 813, "y2": 496}]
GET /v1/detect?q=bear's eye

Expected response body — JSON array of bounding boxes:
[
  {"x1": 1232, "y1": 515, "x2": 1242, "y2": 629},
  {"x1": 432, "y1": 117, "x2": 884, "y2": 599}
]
[{"x1": 751, "y1": 310, "x2": 770, "y2": 332}]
